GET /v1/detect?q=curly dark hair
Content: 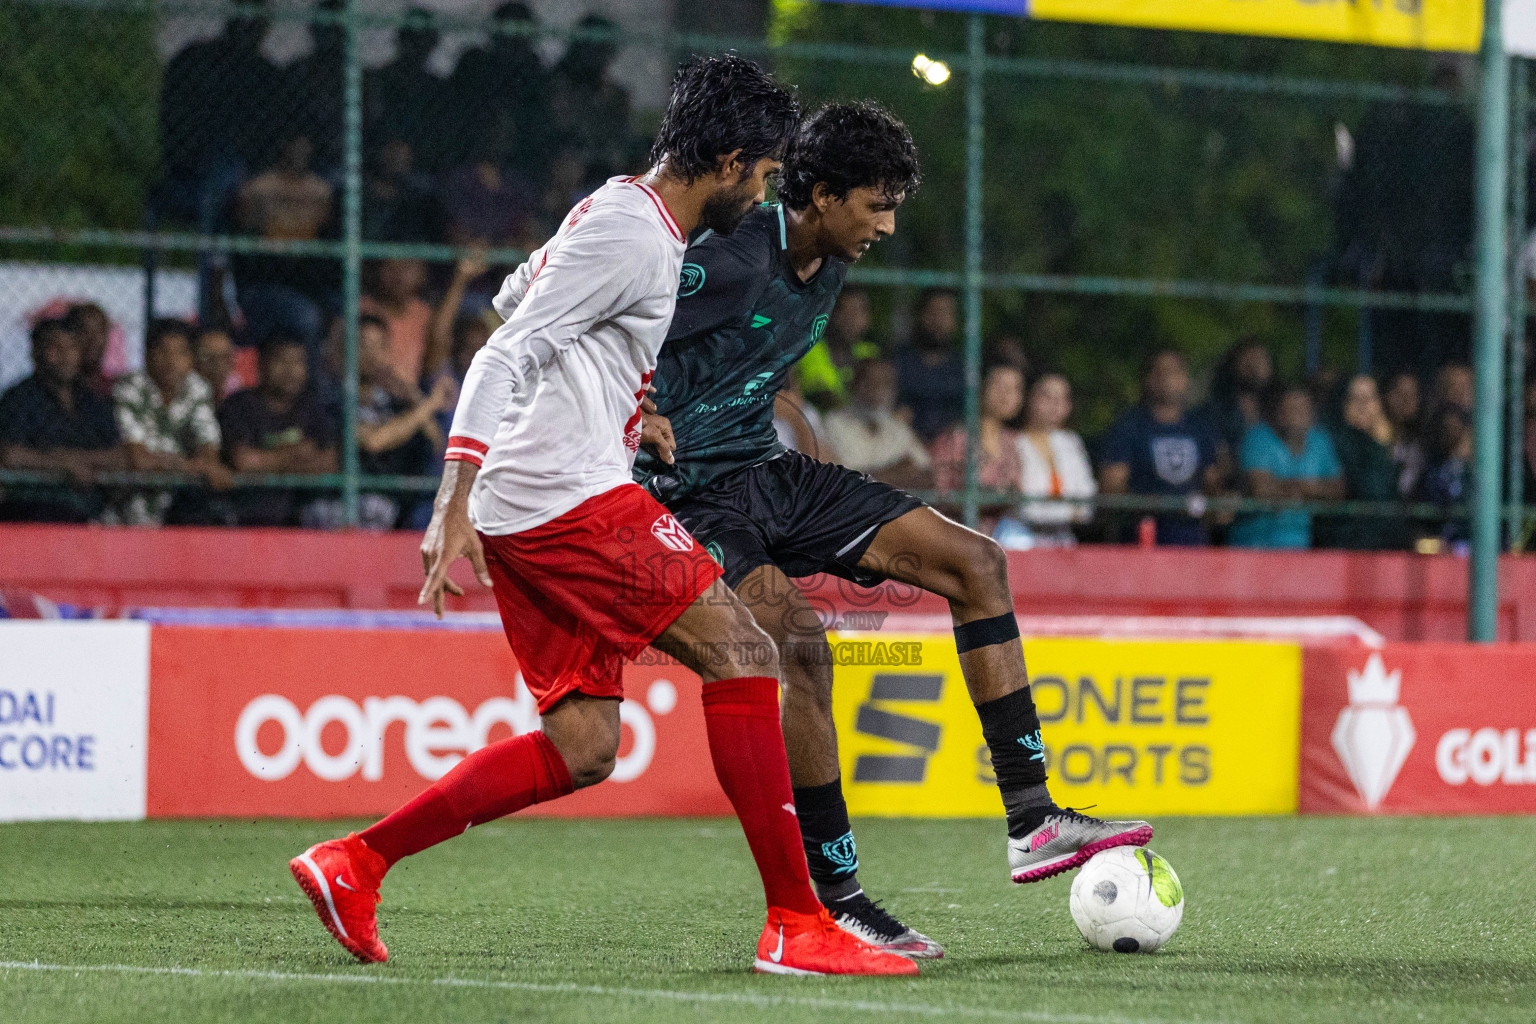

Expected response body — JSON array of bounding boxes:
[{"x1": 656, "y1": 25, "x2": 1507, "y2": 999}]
[
  {"x1": 650, "y1": 54, "x2": 800, "y2": 183},
  {"x1": 777, "y1": 101, "x2": 921, "y2": 211}
]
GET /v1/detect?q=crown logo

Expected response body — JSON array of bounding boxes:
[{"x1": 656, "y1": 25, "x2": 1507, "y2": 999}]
[{"x1": 1346, "y1": 653, "x2": 1402, "y2": 705}]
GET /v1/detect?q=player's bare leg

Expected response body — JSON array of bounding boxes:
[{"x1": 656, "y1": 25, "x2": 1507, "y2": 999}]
[
  {"x1": 737, "y1": 562, "x2": 942, "y2": 957},
  {"x1": 650, "y1": 577, "x2": 917, "y2": 976},
  {"x1": 858, "y1": 506, "x2": 1151, "y2": 882}
]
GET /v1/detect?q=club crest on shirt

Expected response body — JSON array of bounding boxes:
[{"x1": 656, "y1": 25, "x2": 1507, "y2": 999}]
[
  {"x1": 650, "y1": 513, "x2": 695, "y2": 552},
  {"x1": 678, "y1": 263, "x2": 705, "y2": 297},
  {"x1": 1151, "y1": 437, "x2": 1199, "y2": 486}
]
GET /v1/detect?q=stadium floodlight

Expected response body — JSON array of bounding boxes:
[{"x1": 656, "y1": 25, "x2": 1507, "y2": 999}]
[{"x1": 912, "y1": 53, "x2": 951, "y2": 85}]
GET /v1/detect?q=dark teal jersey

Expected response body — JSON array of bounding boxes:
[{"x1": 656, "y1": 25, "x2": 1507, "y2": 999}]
[{"x1": 635, "y1": 203, "x2": 848, "y2": 502}]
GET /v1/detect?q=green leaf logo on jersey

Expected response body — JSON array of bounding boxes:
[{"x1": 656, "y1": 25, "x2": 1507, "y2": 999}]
[
  {"x1": 743, "y1": 371, "x2": 774, "y2": 396},
  {"x1": 705, "y1": 541, "x2": 725, "y2": 567},
  {"x1": 678, "y1": 264, "x2": 705, "y2": 297},
  {"x1": 811, "y1": 314, "x2": 829, "y2": 342}
]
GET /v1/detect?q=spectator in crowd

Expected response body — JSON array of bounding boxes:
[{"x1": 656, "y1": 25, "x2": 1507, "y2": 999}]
[
  {"x1": 362, "y1": 139, "x2": 445, "y2": 244},
  {"x1": 549, "y1": 14, "x2": 634, "y2": 178},
  {"x1": 111, "y1": 319, "x2": 231, "y2": 526},
  {"x1": 822, "y1": 357, "x2": 932, "y2": 489},
  {"x1": 1229, "y1": 384, "x2": 1343, "y2": 549},
  {"x1": 158, "y1": 1, "x2": 277, "y2": 228},
  {"x1": 441, "y1": 145, "x2": 540, "y2": 249},
  {"x1": 772, "y1": 368, "x2": 832, "y2": 461},
  {"x1": 220, "y1": 336, "x2": 338, "y2": 527},
  {"x1": 1013, "y1": 372, "x2": 1095, "y2": 548},
  {"x1": 799, "y1": 286, "x2": 877, "y2": 409},
  {"x1": 894, "y1": 288, "x2": 966, "y2": 441},
  {"x1": 361, "y1": 258, "x2": 433, "y2": 384},
  {"x1": 315, "y1": 314, "x2": 452, "y2": 530},
  {"x1": 1316, "y1": 374, "x2": 1405, "y2": 550},
  {"x1": 421, "y1": 252, "x2": 494, "y2": 435},
  {"x1": 1382, "y1": 369, "x2": 1425, "y2": 497},
  {"x1": 193, "y1": 326, "x2": 241, "y2": 411},
  {"x1": 930, "y1": 363, "x2": 1025, "y2": 534},
  {"x1": 1198, "y1": 337, "x2": 1274, "y2": 455},
  {"x1": 1417, "y1": 403, "x2": 1473, "y2": 547},
  {"x1": 1431, "y1": 361, "x2": 1474, "y2": 414},
  {"x1": 62, "y1": 302, "x2": 114, "y2": 397},
  {"x1": 364, "y1": 7, "x2": 447, "y2": 172},
  {"x1": 233, "y1": 133, "x2": 336, "y2": 352},
  {"x1": 285, "y1": 0, "x2": 346, "y2": 174},
  {"x1": 0, "y1": 319, "x2": 125, "y2": 522},
  {"x1": 448, "y1": 2, "x2": 549, "y2": 172},
  {"x1": 1098, "y1": 348, "x2": 1220, "y2": 545}
]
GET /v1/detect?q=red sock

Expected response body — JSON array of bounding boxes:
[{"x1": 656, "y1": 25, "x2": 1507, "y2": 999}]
[
  {"x1": 359, "y1": 731, "x2": 573, "y2": 869},
  {"x1": 702, "y1": 677, "x2": 821, "y2": 914}
]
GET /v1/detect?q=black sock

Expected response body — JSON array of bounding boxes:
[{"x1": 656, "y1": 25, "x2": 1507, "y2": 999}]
[
  {"x1": 793, "y1": 779, "x2": 862, "y2": 902},
  {"x1": 976, "y1": 687, "x2": 1057, "y2": 838}
]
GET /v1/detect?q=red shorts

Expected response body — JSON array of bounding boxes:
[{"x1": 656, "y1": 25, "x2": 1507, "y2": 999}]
[{"x1": 480, "y1": 483, "x2": 722, "y2": 713}]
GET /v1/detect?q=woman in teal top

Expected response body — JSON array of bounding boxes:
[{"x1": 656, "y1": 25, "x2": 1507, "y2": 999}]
[{"x1": 1230, "y1": 384, "x2": 1344, "y2": 549}]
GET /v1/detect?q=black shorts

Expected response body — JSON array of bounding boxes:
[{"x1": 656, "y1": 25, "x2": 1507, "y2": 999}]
[{"x1": 662, "y1": 450, "x2": 927, "y2": 589}]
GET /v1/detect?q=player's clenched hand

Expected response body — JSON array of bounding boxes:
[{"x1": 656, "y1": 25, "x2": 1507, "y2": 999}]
[
  {"x1": 419, "y1": 462, "x2": 493, "y2": 618},
  {"x1": 641, "y1": 411, "x2": 676, "y2": 465}
]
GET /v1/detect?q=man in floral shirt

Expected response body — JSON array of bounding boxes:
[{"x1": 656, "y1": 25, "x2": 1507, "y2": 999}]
[{"x1": 112, "y1": 318, "x2": 232, "y2": 524}]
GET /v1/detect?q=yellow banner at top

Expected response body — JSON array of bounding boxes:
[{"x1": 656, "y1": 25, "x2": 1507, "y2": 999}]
[{"x1": 1030, "y1": 0, "x2": 1483, "y2": 53}]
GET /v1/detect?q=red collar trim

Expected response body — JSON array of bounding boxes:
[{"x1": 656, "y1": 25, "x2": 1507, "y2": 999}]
[{"x1": 626, "y1": 177, "x2": 685, "y2": 242}]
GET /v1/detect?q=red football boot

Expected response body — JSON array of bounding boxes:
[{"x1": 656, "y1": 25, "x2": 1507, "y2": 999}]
[
  {"x1": 289, "y1": 833, "x2": 388, "y2": 963},
  {"x1": 753, "y1": 906, "x2": 920, "y2": 976}
]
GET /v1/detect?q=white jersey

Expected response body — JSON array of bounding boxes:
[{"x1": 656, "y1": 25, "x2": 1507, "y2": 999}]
[{"x1": 445, "y1": 176, "x2": 687, "y2": 534}]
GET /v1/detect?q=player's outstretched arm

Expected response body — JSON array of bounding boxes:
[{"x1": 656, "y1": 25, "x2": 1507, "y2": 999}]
[{"x1": 418, "y1": 460, "x2": 493, "y2": 618}]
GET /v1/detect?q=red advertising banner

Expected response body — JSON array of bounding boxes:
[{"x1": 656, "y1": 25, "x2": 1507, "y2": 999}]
[
  {"x1": 146, "y1": 626, "x2": 730, "y2": 818},
  {"x1": 1302, "y1": 644, "x2": 1536, "y2": 814}
]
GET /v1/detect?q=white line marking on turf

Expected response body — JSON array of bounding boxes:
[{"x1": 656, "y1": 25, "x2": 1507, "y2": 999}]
[{"x1": 0, "y1": 959, "x2": 1210, "y2": 1024}]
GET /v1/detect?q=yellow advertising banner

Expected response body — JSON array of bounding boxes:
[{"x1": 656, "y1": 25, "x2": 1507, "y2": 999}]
[
  {"x1": 1030, "y1": 0, "x2": 1482, "y2": 53},
  {"x1": 828, "y1": 635, "x2": 1301, "y2": 817}
]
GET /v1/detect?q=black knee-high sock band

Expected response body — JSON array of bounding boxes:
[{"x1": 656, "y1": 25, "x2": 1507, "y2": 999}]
[
  {"x1": 792, "y1": 779, "x2": 861, "y2": 899},
  {"x1": 954, "y1": 612, "x2": 1020, "y2": 654}
]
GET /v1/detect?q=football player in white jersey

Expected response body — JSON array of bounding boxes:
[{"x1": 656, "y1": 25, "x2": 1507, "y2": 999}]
[{"x1": 288, "y1": 55, "x2": 916, "y2": 978}]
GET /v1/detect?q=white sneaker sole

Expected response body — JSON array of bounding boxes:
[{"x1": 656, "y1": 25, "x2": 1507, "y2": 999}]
[{"x1": 753, "y1": 958, "x2": 821, "y2": 975}]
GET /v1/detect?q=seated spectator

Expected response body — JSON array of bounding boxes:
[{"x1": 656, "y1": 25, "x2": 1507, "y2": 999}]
[
  {"x1": 772, "y1": 367, "x2": 833, "y2": 461},
  {"x1": 61, "y1": 302, "x2": 116, "y2": 397},
  {"x1": 1316, "y1": 375, "x2": 1405, "y2": 550},
  {"x1": 822, "y1": 357, "x2": 932, "y2": 489},
  {"x1": 220, "y1": 336, "x2": 338, "y2": 527},
  {"x1": 1229, "y1": 384, "x2": 1343, "y2": 550},
  {"x1": 0, "y1": 318, "x2": 125, "y2": 522},
  {"x1": 441, "y1": 151, "x2": 540, "y2": 249},
  {"x1": 930, "y1": 363, "x2": 1025, "y2": 534},
  {"x1": 233, "y1": 133, "x2": 335, "y2": 351},
  {"x1": 800, "y1": 286, "x2": 876, "y2": 409},
  {"x1": 1098, "y1": 349, "x2": 1220, "y2": 545},
  {"x1": 111, "y1": 319, "x2": 231, "y2": 525},
  {"x1": 1382, "y1": 370, "x2": 1425, "y2": 497},
  {"x1": 307, "y1": 315, "x2": 453, "y2": 530},
  {"x1": 447, "y1": 2, "x2": 549, "y2": 173},
  {"x1": 284, "y1": 0, "x2": 345, "y2": 174},
  {"x1": 894, "y1": 288, "x2": 966, "y2": 441},
  {"x1": 549, "y1": 14, "x2": 634, "y2": 178},
  {"x1": 363, "y1": 8, "x2": 448, "y2": 173},
  {"x1": 1430, "y1": 362, "x2": 1474, "y2": 414},
  {"x1": 362, "y1": 139, "x2": 446, "y2": 244},
  {"x1": 1012, "y1": 372, "x2": 1095, "y2": 548},
  {"x1": 361, "y1": 258, "x2": 433, "y2": 384},
  {"x1": 1198, "y1": 336, "x2": 1274, "y2": 458},
  {"x1": 1418, "y1": 403, "x2": 1473, "y2": 547},
  {"x1": 192, "y1": 325, "x2": 246, "y2": 411}
]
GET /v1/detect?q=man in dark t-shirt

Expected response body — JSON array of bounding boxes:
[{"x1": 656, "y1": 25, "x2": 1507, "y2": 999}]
[
  {"x1": 220, "y1": 336, "x2": 338, "y2": 526},
  {"x1": 0, "y1": 318, "x2": 124, "y2": 521},
  {"x1": 637, "y1": 103, "x2": 1151, "y2": 960},
  {"x1": 1098, "y1": 348, "x2": 1220, "y2": 545}
]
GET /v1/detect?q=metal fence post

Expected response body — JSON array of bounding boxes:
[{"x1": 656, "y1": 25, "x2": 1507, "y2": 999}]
[
  {"x1": 1471, "y1": 0, "x2": 1510, "y2": 641},
  {"x1": 341, "y1": 0, "x2": 363, "y2": 527},
  {"x1": 961, "y1": 12, "x2": 985, "y2": 530},
  {"x1": 1508, "y1": 56, "x2": 1529, "y2": 551}
]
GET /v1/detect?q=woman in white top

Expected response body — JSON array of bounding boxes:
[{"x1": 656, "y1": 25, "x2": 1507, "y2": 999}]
[{"x1": 1011, "y1": 372, "x2": 1096, "y2": 547}]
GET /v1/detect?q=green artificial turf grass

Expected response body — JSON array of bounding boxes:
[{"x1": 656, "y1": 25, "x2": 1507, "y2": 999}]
[{"x1": 0, "y1": 816, "x2": 1530, "y2": 1024}]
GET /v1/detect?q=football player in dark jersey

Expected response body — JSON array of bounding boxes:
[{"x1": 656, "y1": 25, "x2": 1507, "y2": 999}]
[{"x1": 636, "y1": 102, "x2": 1152, "y2": 958}]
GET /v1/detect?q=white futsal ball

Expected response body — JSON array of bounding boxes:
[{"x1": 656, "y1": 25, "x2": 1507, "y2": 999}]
[{"x1": 1068, "y1": 846, "x2": 1184, "y2": 953}]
